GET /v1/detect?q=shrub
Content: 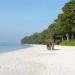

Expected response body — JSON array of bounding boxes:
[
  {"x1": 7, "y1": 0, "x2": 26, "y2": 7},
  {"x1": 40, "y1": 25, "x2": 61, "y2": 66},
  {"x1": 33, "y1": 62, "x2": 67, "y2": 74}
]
[
  {"x1": 55, "y1": 40, "x2": 61, "y2": 45},
  {"x1": 59, "y1": 40, "x2": 75, "y2": 46}
]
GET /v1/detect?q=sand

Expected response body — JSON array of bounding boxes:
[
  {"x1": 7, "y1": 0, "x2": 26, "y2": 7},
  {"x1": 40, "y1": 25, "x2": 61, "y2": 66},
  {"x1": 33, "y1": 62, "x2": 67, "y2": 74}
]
[{"x1": 0, "y1": 45, "x2": 75, "y2": 75}]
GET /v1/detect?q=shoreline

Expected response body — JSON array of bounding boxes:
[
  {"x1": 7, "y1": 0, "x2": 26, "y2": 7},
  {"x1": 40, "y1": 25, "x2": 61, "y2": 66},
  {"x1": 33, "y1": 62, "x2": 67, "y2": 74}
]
[
  {"x1": 0, "y1": 44, "x2": 32, "y2": 54},
  {"x1": 0, "y1": 45, "x2": 75, "y2": 75}
]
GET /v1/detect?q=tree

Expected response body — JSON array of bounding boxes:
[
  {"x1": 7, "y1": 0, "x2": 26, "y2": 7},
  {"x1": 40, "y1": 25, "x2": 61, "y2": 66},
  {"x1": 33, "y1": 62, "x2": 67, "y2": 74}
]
[{"x1": 21, "y1": 0, "x2": 75, "y2": 44}]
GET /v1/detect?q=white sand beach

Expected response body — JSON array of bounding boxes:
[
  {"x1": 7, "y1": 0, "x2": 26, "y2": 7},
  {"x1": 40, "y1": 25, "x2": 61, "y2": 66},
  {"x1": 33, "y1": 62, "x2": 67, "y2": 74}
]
[{"x1": 0, "y1": 45, "x2": 75, "y2": 75}]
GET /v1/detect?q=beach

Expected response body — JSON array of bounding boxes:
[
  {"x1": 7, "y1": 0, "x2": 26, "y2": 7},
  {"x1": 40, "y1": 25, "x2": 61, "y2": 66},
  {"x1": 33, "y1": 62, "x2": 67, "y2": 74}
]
[{"x1": 0, "y1": 45, "x2": 75, "y2": 75}]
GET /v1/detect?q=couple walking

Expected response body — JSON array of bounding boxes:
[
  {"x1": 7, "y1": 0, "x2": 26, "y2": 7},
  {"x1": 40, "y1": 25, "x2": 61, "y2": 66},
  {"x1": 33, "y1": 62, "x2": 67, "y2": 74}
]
[{"x1": 47, "y1": 37, "x2": 54, "y2": 50}]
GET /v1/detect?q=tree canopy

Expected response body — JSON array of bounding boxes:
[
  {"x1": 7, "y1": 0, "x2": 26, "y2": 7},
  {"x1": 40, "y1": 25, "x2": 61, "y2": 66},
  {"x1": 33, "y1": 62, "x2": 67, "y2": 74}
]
[{"x1": 21, "y1": 1, "x2": 75, "y2": 44}]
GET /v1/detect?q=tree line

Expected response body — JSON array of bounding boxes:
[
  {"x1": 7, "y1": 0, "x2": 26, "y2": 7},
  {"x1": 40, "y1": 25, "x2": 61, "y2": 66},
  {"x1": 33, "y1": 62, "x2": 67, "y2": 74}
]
[{"x1": 21, "y1": 0, "x2": 75, "y2": 44}]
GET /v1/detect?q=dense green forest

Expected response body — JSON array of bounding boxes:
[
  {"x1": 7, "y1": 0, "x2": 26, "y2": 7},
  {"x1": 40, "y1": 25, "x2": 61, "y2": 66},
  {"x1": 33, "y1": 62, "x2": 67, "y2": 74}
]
[{"x1": 21, "y1": 0, "x2": 75, "y2": 45}]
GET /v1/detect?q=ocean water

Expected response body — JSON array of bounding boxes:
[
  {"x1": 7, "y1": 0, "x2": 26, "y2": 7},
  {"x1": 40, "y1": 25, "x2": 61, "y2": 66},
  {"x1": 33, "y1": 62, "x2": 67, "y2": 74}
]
[{"x1": 0, "y1": 44, "x2": 31, "y2": 53}]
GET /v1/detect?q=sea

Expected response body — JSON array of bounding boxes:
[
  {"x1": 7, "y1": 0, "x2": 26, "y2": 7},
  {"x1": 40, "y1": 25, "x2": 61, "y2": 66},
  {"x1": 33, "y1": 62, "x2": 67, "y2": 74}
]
[{"x1": 0, "y1": 43, "x2": 31, "y2": 53}]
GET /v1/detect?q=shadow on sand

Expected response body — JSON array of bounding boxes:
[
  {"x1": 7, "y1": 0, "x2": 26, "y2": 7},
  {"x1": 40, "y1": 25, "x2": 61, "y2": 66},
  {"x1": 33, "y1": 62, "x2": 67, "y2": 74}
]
[{"x1": 47, "y1": 48, "x2": 60, "y2": 51}]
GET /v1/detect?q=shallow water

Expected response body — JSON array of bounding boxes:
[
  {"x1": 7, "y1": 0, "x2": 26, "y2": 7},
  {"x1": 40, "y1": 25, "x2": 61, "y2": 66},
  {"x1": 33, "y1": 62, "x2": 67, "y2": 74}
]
[{"x1": 0, "y1": 44, "x2": 31, "y2": 53}]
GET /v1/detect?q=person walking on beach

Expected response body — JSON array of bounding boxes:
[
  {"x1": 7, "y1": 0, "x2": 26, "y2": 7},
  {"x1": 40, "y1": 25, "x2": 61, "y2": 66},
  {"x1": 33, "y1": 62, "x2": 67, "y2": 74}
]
[{"x1": 47, "y1": 37, "x2": 54, "y2": 50}]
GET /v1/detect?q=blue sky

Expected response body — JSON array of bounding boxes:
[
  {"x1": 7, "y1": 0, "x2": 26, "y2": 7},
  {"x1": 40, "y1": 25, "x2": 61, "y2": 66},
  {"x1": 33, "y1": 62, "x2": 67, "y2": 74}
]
[{"x1": 0, "y1": 0, "x2": 69, "y2": 44}]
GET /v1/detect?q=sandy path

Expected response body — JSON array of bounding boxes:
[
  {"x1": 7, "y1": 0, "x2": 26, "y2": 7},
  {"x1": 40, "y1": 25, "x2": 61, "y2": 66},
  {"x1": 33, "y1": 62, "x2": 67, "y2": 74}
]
[{"x1": 0, "y1": 45, "x2": 75, "y2": 75}]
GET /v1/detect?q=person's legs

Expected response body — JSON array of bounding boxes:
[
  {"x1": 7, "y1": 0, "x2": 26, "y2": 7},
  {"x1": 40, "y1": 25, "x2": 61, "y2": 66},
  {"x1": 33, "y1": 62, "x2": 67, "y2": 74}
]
[
  {"x1": 47, "y1": 42, "x2": 52, "y2": 50},
  {"x1": 52, "y1": 43, "x2": 54, "y2": 50},
  {"x1": 48, "y1": 42, "x2": 51, "y2": 50},
  {"x1": 47, "y1": 43, "x2": 49, "y2": 50}
]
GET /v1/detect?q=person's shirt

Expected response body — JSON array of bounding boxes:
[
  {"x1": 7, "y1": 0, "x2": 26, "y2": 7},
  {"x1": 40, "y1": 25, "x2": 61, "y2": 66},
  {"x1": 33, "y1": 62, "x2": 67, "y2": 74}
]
[{"x1": 48, "y1": 38, "x2": 54, "y2": 43}]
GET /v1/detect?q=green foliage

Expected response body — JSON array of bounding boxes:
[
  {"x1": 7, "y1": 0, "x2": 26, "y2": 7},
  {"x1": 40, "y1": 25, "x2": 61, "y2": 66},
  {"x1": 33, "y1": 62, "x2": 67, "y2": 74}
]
[
  {"x1": 21, "y1": 1, "x2": 75, "y2": 45},
  {"x1": 55, "y1": 40, "x2": 61, "y2": 45},
  {"x1": 21, "y1": 29, "x2": 49, "y2": 44},
  {"x1": 59, "y1": 40, "x2": 75, "y2": 46}
]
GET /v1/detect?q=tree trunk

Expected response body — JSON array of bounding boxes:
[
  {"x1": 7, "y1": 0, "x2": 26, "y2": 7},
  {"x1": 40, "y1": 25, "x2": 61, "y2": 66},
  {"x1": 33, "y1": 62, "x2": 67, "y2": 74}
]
[
  {"x1": 66, "y1": 33, "x2": 70, "y2": 40},
  {"x1": 71, "y1": 32, "x2": 74, "y2": 40},
  {"x1": 62, "y1": 36, "x2": 64, "y2": 41}
]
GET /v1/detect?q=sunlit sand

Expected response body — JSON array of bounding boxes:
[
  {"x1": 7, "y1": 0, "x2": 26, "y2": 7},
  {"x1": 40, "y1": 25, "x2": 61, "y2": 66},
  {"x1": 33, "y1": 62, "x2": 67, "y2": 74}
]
[{"x1": 0, "y1": 45, "x2": 75, "y2": 75}]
